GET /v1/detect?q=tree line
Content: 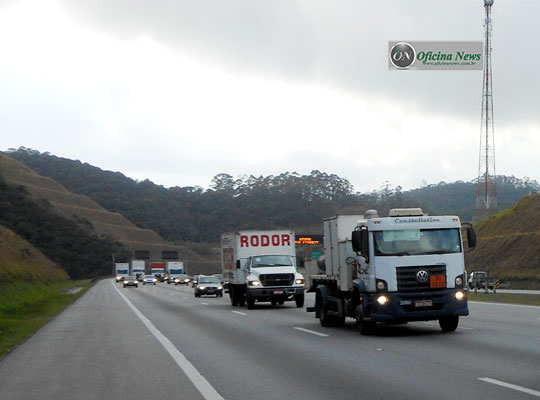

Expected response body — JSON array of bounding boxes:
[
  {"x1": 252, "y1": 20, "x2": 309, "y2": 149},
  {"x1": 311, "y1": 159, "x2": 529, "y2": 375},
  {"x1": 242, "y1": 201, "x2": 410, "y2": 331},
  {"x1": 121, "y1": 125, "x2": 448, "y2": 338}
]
[{"x1": 7, "y1": 148, "x2": 540, "y2": 243}]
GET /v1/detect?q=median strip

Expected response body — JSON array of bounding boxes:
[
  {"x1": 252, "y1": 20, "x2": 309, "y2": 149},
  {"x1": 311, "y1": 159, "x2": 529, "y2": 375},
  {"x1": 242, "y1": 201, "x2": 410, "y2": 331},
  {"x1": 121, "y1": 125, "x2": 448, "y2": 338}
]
[
  {"x1": 478, "y1": 378, "x2": 540, "y2": 398},
  {"x1": 293, "y1": 327, "x2": 329, "y2": 337}
]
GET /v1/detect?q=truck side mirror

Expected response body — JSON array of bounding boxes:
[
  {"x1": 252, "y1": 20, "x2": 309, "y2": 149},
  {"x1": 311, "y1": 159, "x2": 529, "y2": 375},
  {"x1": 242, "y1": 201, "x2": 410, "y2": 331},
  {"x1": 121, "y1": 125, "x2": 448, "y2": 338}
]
[
  {"x1": 236, "y1": 260, "x2": 240, "y2": 269},
  {"x1": 467, "y1": 226, "x2": 476, "y2": 249},
  {"x1": 352, "y1": 227, "x2": 369, "y2": 263}
]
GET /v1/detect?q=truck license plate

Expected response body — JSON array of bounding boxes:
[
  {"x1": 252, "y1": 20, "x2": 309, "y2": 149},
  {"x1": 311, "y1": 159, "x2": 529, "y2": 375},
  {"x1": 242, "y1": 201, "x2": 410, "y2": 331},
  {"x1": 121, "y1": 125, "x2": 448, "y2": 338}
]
[
  {"x1": 273, "y1": 290, "x2": 284, "y2": 294},
  {"x1": 415, "y1": 299, "x2": 433, "y2": 308}
]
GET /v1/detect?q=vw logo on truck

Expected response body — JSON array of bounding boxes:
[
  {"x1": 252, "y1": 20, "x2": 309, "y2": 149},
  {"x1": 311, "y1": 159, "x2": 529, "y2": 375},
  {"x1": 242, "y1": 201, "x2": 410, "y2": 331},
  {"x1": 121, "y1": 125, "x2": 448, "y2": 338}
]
[{"x1": 416, "y1": 270, "x2": 429, "y2": 283}]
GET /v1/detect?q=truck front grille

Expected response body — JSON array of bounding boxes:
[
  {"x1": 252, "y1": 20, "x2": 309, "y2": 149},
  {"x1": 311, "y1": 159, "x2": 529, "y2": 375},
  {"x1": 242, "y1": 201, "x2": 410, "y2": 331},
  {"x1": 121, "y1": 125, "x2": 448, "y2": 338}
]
[
  {"x1": 259, "y1": 274, "x2": 294, "y2": 287},
  {"x1": 396, "y1": 265, "x2": 447, "y2": 292}
]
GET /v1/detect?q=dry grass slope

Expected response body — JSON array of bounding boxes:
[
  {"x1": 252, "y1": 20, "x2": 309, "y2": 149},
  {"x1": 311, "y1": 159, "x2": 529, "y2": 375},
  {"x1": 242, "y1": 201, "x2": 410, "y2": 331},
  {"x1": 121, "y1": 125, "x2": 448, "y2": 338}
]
[
  {"x1": 0, "y1": 154, "x2": 210, "y2": 271},
  {"x1": 0, "y1": 225, "x2": 68, "y2": 282},
  {"x1": 466, "y1": 193, "x2": 540, "y2": 285}
]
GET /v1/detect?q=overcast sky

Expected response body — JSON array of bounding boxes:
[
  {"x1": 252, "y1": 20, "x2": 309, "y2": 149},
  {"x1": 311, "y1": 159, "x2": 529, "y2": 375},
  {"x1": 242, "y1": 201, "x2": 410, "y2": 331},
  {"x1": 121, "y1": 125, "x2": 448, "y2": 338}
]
[{"x1": 1, "y1": 0, "x2": 539, "y2": 192}]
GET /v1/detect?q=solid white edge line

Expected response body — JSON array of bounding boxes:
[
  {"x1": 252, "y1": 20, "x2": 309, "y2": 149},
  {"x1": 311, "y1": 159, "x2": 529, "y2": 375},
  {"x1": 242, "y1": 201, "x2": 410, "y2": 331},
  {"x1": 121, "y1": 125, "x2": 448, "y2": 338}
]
[
  {"x1": 478, "y1": 378, "x2": 540, "y2": 398},
  {"x1": 293, "y1": 327, "x2": 329, "y2": 337},
  {"x1": 231, "y1": 311, "x2": 247, "y2": 315},
  {"x1": 112, "y1": 281, "x2": 224, "y2": 400},
  {"x1": 470, "y1": 301, "x2": 540, "y2": 309}
]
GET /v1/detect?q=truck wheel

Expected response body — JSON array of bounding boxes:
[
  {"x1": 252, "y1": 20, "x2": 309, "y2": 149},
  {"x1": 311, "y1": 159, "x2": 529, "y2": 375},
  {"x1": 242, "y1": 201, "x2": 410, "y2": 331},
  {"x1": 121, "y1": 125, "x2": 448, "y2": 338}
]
[
  {"x1": 439, "y1": 316, "x2": 459, "y2": 332},
  {"x1": 230, "y1": 289, "x2": 238, "y2": 306},
  {"x1": 319, "y1": 304, "x2": 344, "y2": 327},
  {"x1": 246, "y1": 295, "x2": 255, "y2": 309},
  {"x1": 238, "y1": 296, "x2": 246, "y2": 307},
  {"x1": 355, "y1": 307, "x2": 374, "y2": 335},
  {"x1": 271, "y1": 299, "x2": 277, "y2": 306},
  {"x1": 277, "y1": 300, "x2": 284, "y2": 305},
  {"x1": 295, "y1": 294, "x2": 305, "y2": 308}
]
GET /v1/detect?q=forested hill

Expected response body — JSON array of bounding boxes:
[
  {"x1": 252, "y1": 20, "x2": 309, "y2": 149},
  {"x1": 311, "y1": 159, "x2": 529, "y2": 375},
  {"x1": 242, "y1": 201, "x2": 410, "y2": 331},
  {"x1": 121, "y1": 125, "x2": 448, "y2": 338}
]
[{"x1": 6, "y1": 148, "x2": 540, "y2": 242}]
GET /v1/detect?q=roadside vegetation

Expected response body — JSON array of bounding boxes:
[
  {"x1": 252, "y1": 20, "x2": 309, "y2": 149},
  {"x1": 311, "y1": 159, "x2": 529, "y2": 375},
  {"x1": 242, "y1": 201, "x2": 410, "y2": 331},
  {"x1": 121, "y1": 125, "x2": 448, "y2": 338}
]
[
  {"x1": 468, "y1": 292, "x2": 540, "y2": 307},
  {"x1": 0, "y1": 279, "x2": 92, "y2": 359}
]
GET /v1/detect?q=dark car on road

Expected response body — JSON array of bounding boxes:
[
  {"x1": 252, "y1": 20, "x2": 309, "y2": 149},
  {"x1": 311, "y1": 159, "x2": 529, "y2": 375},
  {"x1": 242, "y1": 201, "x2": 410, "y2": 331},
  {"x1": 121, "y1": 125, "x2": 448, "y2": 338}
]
[
  {"x1": 194, "y1": 275, "x2": 223, "y2": 297},
  {"x1": 123, "y1": 276, "x2": 139, "y2": 288}
]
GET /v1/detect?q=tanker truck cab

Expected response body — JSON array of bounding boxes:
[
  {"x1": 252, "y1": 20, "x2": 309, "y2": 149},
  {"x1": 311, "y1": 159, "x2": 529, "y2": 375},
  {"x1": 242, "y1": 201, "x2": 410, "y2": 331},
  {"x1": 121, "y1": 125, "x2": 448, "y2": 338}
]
[{"x1": 308, "y1": 209, "x2": 476, "y2": 334}]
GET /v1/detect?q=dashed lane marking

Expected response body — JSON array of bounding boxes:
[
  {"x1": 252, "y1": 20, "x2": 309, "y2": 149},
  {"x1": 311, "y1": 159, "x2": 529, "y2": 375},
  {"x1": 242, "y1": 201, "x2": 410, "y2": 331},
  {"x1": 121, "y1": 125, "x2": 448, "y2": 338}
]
[
  {"x1": 232, "y1": 311, "x2": 247, "y2": 316},
  {"x1": 293, "y1": 327, "x2": 329, "y2": 337}
]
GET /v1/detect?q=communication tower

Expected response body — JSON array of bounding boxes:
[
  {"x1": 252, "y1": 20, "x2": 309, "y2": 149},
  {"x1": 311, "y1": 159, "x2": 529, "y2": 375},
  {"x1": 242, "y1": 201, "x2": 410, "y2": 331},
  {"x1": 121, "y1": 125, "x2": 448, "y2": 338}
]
[{"x1": 476, "y1": 0, "x2": 497, "y2": 220}]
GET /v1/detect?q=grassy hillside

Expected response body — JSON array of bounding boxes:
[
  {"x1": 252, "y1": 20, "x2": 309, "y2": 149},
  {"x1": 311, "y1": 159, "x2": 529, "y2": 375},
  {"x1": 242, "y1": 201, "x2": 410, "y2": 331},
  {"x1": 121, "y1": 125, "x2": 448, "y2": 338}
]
[
  {"x1": 0, "y1": 225, "x2": 68, "y2": 282},
  {"x1": 466, "y1": 193, "x2": 540, "y2": 287},
  {"x1": 0, "y1": 153, "x2": 216, "y2": 273}
]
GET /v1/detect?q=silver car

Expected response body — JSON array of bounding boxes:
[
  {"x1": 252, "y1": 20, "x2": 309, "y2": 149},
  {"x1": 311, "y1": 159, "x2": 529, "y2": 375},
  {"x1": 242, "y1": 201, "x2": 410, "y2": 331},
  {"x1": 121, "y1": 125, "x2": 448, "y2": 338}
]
[{"x1": 194, "y1": 275, "x2": 223, "y2": 297}]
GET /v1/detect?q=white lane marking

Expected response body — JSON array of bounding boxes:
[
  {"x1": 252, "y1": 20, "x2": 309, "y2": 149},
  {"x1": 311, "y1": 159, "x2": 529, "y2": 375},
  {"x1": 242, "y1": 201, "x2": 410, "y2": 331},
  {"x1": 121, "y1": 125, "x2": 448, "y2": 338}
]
[
  {"x1": 479, "y1": 377, "x2": 540, "y2": 398},
  {"x1": 201, "y1": 303, "x2": 209, "y2": 306},
  {"x1": 470, "y1": 301, "x2": 540, "y2": 310},
  {"x1": 169, "y1": 293, "x2": 175, "y2": 296},
  {"x1": 293, "y1": 327, "x2": 330, "y2": 337},
  {"x1": 112, "y1": 282, "x2": 224, "y2": 400},
  {"x1": 232, "y1": 311, "x2": 247, "y2": 316},
  {"x1": 182, "y1": 297, "x2": 188, "y2": 300},
  {"x1": 423, "y1": 322, "x2": 473, "y2": 330}
]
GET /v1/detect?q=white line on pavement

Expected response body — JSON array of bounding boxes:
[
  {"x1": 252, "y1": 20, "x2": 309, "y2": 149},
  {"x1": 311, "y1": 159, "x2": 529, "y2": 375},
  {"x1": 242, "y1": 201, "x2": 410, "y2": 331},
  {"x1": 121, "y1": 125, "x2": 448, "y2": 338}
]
[
  {"x1": 478, "y1": 378, "x2": 540, "y2": 398},
  {"x1": 470, "y1": 301, "x2": 540, "y2": 309},
  {"x1": 201, "y1": 303, "x2": 209, "y2": 305},
  {"x1": 232, "y1": 311, "x2": 247, "y2": 316},
  {"x1": 112, "y1": 281, "x2": 224, "y2": 400},
  {"x1": 293, "y1": 327, "x2": 330, "y2": 337}
]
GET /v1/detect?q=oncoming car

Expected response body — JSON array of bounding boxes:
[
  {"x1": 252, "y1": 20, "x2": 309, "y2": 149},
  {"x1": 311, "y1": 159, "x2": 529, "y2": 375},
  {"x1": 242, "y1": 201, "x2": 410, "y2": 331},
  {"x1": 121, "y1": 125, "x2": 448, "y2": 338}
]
[
  {"x1": 174, "y1": 274, "x2": 190, "y2": 285},
  {"x1": 194, "y1": 275, "x2": 223, "y2": 297},
  {"x1": 123, "y1": 276, "x2": 139, "y2": 288},
  {"x1": 141, "y1": 275, "x2": 157, "y2": 285}
]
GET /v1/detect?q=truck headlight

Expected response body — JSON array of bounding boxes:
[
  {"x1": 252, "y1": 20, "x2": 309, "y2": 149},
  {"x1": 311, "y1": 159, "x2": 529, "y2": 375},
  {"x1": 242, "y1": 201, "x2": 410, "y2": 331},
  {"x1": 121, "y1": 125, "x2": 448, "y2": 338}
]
[
  {"x1": 248, "y1": 280, "x2": 261, "y2": 286},
  {"x1": 455, "y1": 290, "x2": 465, "y2": 301},
  {"x1": 377, "y1": 295, "x2": 389, "y2": 305},
  {"x1": 295, "y1": 279, "x2": 305, "y2": 285}
]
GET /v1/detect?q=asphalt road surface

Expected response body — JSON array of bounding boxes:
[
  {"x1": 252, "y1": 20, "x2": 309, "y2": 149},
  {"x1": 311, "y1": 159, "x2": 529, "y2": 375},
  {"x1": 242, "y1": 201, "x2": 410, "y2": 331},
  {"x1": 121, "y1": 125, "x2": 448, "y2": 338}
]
[{"x1": 1, "y1": 279, "x2": 539, "y2": 400}]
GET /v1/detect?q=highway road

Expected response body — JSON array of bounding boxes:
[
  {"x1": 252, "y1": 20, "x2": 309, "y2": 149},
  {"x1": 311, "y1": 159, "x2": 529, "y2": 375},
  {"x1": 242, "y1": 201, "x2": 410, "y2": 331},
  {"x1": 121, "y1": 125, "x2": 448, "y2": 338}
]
[{"x1": 1, "y1": 279, "x2": 539, "y2": 400}]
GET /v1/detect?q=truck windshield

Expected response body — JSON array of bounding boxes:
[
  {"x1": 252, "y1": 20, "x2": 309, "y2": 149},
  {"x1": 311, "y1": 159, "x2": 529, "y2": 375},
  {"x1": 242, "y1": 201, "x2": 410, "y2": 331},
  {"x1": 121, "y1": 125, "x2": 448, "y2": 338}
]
[
  {"x1": 116, "y1": 269, "x2": 128, "y2": 274},
  {"x1": 252, "y1": 255, "x2": 293, "y2": 267},
  {"x1": 373, "y1": 228, "x2": 462, "y2": 256}
]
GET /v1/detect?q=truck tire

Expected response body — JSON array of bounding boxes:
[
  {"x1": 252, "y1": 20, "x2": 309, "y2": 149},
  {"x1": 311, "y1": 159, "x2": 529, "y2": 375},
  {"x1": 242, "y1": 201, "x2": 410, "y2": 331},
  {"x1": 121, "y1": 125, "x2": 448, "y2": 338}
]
[
  {"x1": 295, "y1": 294, "x2": 304, "y2": 308},
  {"x1": 319, "y1": 303, "x2": 345, "y2": 327},
  {"x1": 439, "y1": 316, "x2": 459, "y2": 332},
  {"x1": 238, "y1": 295, "x2": 246, "y2": 307},
  {"x1": 229, "y1": 287, "x2": 238, "y2": 306},
  {"x1": 271, "y1": 299, "x2": 277, "y2": 306},
  {"x1": 246, "y1": 294, "x2": 255, "y2": 309},
  {"x1": 355, "y1": 307, "x2": 375, "y2": 335}
]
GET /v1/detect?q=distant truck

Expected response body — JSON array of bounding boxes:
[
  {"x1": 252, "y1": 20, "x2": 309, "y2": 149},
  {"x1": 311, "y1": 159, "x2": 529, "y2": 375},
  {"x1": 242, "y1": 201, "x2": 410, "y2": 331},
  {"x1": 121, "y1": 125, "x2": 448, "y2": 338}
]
[
  {"x1": 468, "y1": 270, "x2": 498, "y2": 291},
  {"x1": 131, "y1": 260, "x2": 146, "y2": 279},
  {"x1": 221, "y1": 230, "x2": 305, "y2": 309},
  {"x1": 166, "y1": 261, "x2": 184, "y2": 284},
  {"x1": 151, "y1": 262, "x2": 166, "y2": 282},
  {"x1": 115, "y1": 263, "x2": 130, "y2": 282},
  {"x1": 306, "y1": 209, "x2": 476, "y2": 334}
]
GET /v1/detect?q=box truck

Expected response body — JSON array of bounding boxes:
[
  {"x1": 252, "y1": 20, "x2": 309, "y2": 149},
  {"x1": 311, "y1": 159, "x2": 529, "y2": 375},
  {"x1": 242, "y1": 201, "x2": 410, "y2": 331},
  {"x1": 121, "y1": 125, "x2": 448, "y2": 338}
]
[
  {"x1": 166, "y1": 261, "x2": 185, "y2": 284},
  {"x1": 306, "y1": 209, "x2": 476, "y2": 334},
  {"x1": 221, "y1": 230, "x2": 305, "y2": 309},
  {"x1": 131, "y1": 260, "x2": 146, "y2": 279},
  {"x1": 151, "y1": 262, "x2": 166, "y2": 282},
  {"x1": 115, "y1": 263, "x2": 130, "y2": 282}
]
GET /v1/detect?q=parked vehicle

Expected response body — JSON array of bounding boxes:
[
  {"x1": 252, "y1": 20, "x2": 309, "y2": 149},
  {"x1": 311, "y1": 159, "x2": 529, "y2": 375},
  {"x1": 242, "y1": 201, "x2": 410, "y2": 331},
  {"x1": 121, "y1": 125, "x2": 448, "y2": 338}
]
[
  {"x1": 115, "y1": 263, "x2": 130, "y2": 282},
  {"x1": 151, "y1": 262, "x2": 166, "y2": 282},
  {"x1": 194, "y1": 275, "x2": 223, "y2": 297},
  {"x1": 141, "y1": 275, "x2": 157, "y2": 285},
  {"x1": 166, "y1": 261, "x2": 185, "y2": 284},
  {"x1": 306, "y1": 209, "x2": 476, "y2": 334},
  {"x1": 222, "y1": 230, "x2": 305, "y2": 309},
  {"x1": 468, "y1": 270, "x2": 498, "y2": 290},
  {"x1": 123, "y1": 276, "x2": 139, "y2": 288}
]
